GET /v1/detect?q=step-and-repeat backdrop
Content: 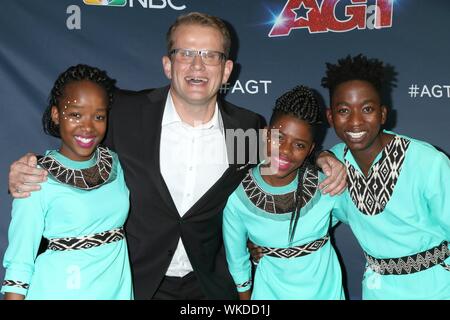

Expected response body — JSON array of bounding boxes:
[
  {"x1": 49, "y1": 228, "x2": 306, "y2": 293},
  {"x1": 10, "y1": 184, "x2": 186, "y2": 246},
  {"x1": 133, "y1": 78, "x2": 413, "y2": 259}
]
[{"x1": 1, "y1": 0, "x2": 449, "y2": 299}]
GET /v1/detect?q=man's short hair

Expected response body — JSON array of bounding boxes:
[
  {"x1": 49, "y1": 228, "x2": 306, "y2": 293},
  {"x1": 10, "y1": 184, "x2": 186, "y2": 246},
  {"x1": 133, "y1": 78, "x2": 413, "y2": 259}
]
[{"x1": 166, "y1": 12, "x2": 231, "y2": 59}]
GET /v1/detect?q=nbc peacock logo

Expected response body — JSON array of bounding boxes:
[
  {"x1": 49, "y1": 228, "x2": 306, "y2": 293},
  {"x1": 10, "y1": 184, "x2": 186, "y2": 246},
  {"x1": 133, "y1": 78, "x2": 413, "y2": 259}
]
[{"x1": 83, "y1": 0, "x2": 127, "y2": 6}]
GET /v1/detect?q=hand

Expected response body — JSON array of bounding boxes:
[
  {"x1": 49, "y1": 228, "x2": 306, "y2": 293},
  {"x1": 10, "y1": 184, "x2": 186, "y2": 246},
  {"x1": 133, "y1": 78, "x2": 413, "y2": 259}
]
[
  {"x1": 247, "y1": 240, "x2": 263, "y2": 264},
  {"x1": 3, "y1": 292, "x2": 25, "y2": 300},
  {"x1": 238, "y1": 290, "x2": 252, "y2": 300},
  {"x1": 9, "y1": 153, "x2": 47, "y2": 199},
  {"x1": 316, "y1": 151, "x2": 347, "y2": 196}
]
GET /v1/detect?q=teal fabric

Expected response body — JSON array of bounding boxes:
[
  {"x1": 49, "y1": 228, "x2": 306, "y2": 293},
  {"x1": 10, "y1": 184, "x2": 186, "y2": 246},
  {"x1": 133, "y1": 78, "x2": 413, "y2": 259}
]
[
  {"x1": 331, "y1": 131, "x2": 450, "y2": 300},
  {"x1": 223, "y1": 164, "x2": 344, "y2": 300},
  {"x1": 2, "y1": 149, "x2": 133, "y2": 299}
]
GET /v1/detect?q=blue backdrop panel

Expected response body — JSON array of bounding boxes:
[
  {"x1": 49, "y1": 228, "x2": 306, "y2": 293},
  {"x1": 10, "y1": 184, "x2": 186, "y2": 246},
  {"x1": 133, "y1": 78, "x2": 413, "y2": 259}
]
[{"x1": 1, "y1": 0, "x2": 449, "y2": 299}]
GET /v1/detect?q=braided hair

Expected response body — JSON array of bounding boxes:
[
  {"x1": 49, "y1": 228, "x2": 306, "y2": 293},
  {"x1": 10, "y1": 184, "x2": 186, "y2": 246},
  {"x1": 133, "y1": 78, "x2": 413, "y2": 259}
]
[
  {"x1": 42, "y1": 64, "x2": 116, "y2": 138},
  {"x1": 321, "y1": 54, "x2": 385, "y2": 99},
  {"x1": 270, "y1": 85, "x2": 322, "y2": 243}
]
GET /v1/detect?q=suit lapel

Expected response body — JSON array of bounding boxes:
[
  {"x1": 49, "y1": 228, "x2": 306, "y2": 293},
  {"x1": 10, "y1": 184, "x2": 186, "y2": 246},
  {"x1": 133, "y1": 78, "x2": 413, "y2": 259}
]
[
  {"x1": 142, "y1": 86, "x2": 179, "y2": 217},
  {"x1": 182, "y1": 100, "x2": 250, "y2": 218}
]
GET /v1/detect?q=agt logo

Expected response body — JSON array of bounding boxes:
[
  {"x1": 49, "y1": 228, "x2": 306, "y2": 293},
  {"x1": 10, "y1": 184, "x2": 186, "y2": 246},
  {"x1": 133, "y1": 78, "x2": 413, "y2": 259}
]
[
  {"x1": 220, "y1": 80, "x2": 272, "y2": 95},
  {"x1": 269, "y1": 0, "x2": 394, "y2": 37},
  {"x1": 83, "y1": 0, "x2": 186, "y2": 10}
]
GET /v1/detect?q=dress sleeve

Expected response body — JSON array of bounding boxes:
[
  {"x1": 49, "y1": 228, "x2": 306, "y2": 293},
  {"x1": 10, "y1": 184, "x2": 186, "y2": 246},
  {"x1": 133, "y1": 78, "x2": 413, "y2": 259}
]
[
  {"x1": 331, "y1": 193, "x2": 349, "y2": 225},
  {"x1": 328, "y1": 143, "x2": 349, "y2": 225},
  {"x1": 1, "y1": 186, "x2": 46, "y2": 297},
  {"x1": 425, "y1": 151, "x2": 450, "y2": 239},
  {"x1": 222, "y1": 194, "x2": 252, "y2": 293},
  {"x1": 329, "y1": 143, "x2": 346, "y2": 161}
]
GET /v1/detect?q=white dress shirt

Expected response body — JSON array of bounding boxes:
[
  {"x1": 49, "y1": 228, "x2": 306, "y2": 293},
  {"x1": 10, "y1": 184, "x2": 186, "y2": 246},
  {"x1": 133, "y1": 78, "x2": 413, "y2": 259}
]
[{"x1": 160, "y1": 92, "x2": 229, "y2": 277}]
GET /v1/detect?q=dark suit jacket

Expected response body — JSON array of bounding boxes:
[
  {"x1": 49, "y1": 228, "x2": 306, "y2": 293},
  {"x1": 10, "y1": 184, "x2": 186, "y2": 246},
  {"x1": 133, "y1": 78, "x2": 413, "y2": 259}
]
[{"x1": 105, "y1": 86, "x2": 264, "y2": 300}]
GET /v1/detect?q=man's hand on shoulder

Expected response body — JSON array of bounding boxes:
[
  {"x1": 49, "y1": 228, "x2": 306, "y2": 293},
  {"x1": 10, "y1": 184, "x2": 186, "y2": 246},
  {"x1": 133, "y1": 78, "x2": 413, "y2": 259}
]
[
  {"x1": 315, "y1": 151, "x2": 347, "y2": 196},
  {"x1": 9, "y1": 153, "x2": 47, "y2": 198}
]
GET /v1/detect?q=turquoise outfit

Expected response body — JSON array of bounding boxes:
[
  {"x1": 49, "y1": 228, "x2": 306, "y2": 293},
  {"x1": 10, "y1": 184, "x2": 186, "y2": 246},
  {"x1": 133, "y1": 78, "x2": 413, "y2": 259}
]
[
  {"x1": 331, "y1": 131, "x2": 450, "y2": 300},
  {"x1": 223, "y1": 163, "x2": 344, "y2": 300},
  {"x1": 1, "y1": 148, "x2": 133, "y2": 300}
]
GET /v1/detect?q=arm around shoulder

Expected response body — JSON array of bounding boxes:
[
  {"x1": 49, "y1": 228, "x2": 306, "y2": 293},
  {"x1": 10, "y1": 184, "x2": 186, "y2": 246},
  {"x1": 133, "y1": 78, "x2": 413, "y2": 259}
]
[{"x1": 8, "y1": 153, "x2": 46, "y2": 198}]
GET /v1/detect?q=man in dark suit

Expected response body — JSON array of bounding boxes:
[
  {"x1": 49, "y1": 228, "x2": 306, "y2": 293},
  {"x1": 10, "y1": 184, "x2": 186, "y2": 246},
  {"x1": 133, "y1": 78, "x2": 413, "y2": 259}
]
[{"x1": 8, "y1": 12, "x2": 346, "y2": 299}]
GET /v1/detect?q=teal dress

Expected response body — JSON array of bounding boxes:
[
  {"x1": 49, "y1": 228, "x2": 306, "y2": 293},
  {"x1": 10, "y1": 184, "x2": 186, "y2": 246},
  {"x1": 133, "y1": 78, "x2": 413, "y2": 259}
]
[
  {"x1": 223, "y1": 163, "x2": 344, "y2": 300},
  {"x1": 331, "y1": 131, "x2": 450, "y2": 300},
  {"x1": 1, "y1": 147, "x2": 133, "y2": 299}
]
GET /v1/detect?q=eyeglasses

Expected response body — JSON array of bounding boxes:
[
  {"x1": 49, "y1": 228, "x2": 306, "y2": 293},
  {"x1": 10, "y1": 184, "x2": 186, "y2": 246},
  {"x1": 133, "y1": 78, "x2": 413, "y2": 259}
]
[{"x1": 169, "y1": 48, "x2": 227, "y2": 66}]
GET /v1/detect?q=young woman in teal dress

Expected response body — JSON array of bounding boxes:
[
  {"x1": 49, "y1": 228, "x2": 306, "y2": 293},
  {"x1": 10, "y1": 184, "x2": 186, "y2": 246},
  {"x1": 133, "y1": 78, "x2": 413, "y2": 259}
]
[
  {"x1": 2, "y1": 64, "x2": 133, "y2": 300},
  {"x1": 323, "y1": 54, "x2": 450, "y2": 299},
  {"x1": 223, "y1": 86, "x2": 344, "y2": 300}
]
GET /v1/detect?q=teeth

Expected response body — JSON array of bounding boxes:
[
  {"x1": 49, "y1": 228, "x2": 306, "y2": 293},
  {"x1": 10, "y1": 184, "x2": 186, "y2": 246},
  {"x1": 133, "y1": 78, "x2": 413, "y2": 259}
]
[
  {"x1": 186, "y1": 77, "x2": 208, "y2": 83},
  {"x1": 275, "y1": 157, "x2": 290, "y2": 165},
  {"x1": 75, "y1": 136, "x2": 94, "y2": 143},
  {"x1": 346, "y1": 131, "x2": 366, "y2": 139}
]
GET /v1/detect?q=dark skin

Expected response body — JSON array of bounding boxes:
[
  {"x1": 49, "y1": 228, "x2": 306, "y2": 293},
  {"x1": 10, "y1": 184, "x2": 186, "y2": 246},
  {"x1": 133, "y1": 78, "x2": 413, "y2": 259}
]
[
  {"x1": 51, "y1": 80, "x2": 108, "y2": 162},
  {"x1": 326, "y1": 80, "x2": 393, "y2": 176},
  {"x1": 242, "y1": 114, "x2": 315, "y2": 299},
  {"x1": 261, "y1": 114, "x2": 315, "y2": 186},
  {"x1": 3, "y1": 292, "x2": 23, "y2": 300},
  {"x1": 249, "y1": 80, "x2": 394, "y2": 263}
]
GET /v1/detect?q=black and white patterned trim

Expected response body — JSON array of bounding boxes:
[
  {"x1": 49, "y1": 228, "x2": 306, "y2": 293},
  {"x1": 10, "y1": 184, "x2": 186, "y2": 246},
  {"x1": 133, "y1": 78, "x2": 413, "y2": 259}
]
[
  {"x1": 37, "y1": 146, "x2": 113, "y2": 190},
  {"x1": 2, "y1": 280, "x2": 29, "y2": 290},
  {"x1": 47, "y1": 227, "x2": 125, "y2": 251},
  {"x1": 261, "y1": 234, "x2": 329, "y2": 259},
  {"x1": 345, "y1": 136, "x2": 410, "y2": 216},
  {"x1": 242, "y1": 166, "x2": 319, "y2": 214},
  {"x1": 236, "y1": 280, "x2": 252, "y2": 289},
  {"x1": 365, "y1": 241, "x2": 450, "y2": 275}
]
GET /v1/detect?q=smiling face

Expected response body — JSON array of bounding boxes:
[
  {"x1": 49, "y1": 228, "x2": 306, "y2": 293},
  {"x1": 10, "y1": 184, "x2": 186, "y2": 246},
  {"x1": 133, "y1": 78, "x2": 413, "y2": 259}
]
[
  {"x1": 162, "y1": 24, "x2": 233, "y2": 109},
  {"x1": 327, "y1": 80, "x2": 387, "y2": 158},
  {"x1": 51, "y1": 80, "x2": 108, "y2": 161},
  {"x1": 262, "y1": 114, "x2": 315, "y2": 187}
]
